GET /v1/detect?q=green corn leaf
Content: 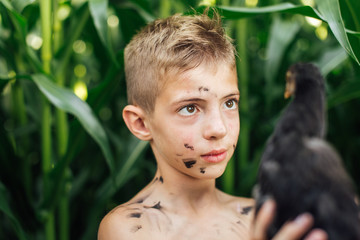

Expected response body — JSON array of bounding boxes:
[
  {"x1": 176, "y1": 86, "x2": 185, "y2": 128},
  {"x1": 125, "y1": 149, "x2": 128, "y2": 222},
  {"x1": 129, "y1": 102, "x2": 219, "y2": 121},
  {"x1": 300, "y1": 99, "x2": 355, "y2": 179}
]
[
  {"x1": 31, "y1": 74, "x2": 115, "y2": 173},
  {"x1": 0, "y1": 0, "x2": 13, "y2": 10},
  {"x1": 0, "y1": 76, "x2": 11, "y2": 93},
  {"x1": 12, "y1": 0, "x2": 35, "y2": 12},
  {"x1": 316, "y1": 46, "x2": 348, "y2": 76},
  {"x1": 128, "y1": 0, "x2": 155, "y2": 22},
  {"x1": 115, "y1": 140, "x2": 149, "y2": 188},
  {"x1": 0, "y1": 0, "x2": 27, "y2": 44},
  {"x1": 129, "y1": 0, "x2": 152, "y2": 14},
  {"x1": 0, "y1": 182, "x2": 27, "y2": 240},
  {"x1": 265, "y1": 16, "x2": 301, "y2": 86},
  {"x1": 0, "y1": 0, "x2": 42, "y2": 71},
  {"x1": 217, "y1": 3, "x2": 324, "y2": 20},
  {"x1": 116, "y1": 6, "x2": 148, "y2": 44},
  {"x1": 264, "y1": 16, "x2": 301, "y2": 113},
  {"x1": 88, "y1": 0, "x2": 118, "y2": 66},
  {"x1": 328, "y1": 80, "x2": 360, "y2": 108},
  {"x1": 80, "y1": 138, "x2": 148, "y2": 240},
  {"x1": 315, "y1": 0, "x2": 360, "y2": 65},
  {"x1": 89, "y1": 0, "x2": 108, "y2": 46},
  {"x1": 209, "y1": 2, "x2": 359, "y2": 65},
  {"x1": 95, "y1": 139, "x2": 148, "y2": 203},
  {"x1": 346, "y1": 29, "x2": 360, "y2": 37},
  {"x1": 341, "y1": 0, "x2": 360, "y2": 37}
]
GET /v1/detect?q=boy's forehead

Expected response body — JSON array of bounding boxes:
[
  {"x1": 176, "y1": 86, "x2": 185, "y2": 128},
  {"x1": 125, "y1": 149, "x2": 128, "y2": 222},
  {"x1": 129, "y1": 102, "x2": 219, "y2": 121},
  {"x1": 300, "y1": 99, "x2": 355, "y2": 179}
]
[
  {"x1": 159, "y1": 63, "x2": 238, "y2": 98},
  {"x1": 165, "y1": 62, "x2": 237, "y2": 86}
]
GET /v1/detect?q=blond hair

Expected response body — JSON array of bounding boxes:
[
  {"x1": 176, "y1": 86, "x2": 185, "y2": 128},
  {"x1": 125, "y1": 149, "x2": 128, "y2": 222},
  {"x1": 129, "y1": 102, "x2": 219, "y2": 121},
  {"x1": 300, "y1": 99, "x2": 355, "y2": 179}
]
[{"x1": 124, "y1": 12, "x2": 236, "y2": 114}]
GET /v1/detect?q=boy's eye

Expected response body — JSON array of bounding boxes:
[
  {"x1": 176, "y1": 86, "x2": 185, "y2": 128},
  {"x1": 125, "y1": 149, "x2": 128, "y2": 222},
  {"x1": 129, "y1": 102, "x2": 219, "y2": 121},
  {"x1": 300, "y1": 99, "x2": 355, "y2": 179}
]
[
  {"x1": 224, "y1": 99, "x2": 237, "y2": 110},
  {"x1": 178, "y1": 105, "x2": 197, "y2": 116}
]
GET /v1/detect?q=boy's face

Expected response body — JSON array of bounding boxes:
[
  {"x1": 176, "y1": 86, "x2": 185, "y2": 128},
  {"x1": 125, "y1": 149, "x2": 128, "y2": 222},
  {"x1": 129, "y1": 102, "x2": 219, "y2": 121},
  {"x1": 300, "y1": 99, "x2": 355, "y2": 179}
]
[{"x1": 147, "y1": 62, "x2": 240, "y2": 179}]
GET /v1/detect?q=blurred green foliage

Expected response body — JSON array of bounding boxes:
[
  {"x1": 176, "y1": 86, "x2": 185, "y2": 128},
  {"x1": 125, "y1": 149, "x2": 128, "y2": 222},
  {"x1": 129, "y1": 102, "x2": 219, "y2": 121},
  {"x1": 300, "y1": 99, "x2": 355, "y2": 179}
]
[{"x1": 0, "y1": 0, "x2": 359, "y2": 239}]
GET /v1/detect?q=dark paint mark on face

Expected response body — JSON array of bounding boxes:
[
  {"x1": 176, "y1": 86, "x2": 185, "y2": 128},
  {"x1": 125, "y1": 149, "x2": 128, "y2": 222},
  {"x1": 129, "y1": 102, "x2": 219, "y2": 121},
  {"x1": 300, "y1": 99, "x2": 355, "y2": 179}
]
[
  {"x1": 198, "y1": 86, "x2": 209, "y2": 92},
  {"x1": 233, "y1": 144, "x2": 236, "y2": 149},
  {"x1": 241, "y1": 206, "x2": 253, "y2": 215},
  {"x1": 159, "y1": 176, "x2": 164, "y2": 183},
  {"x1": 183, "y1": 159, "x2": 197, "y2": 168},
  {"x1": 184, "y1": 143, "x2": 194, "y2": 150},
  {"x1": 200, "y1": 167, "x2": 206, "y2": 174},
  {"x1": 128, "y1": 212, "x2": 142, "y2": 218}
]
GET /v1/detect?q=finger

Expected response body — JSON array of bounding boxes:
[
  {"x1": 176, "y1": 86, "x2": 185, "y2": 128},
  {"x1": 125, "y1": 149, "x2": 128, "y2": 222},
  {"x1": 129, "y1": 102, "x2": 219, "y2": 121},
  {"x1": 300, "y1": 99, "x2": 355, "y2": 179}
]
[
  {"x1": 304, "y1": 229, "x2": 328, "y2": 240},
  {"x1": 273, "y1": 213, "x2": 314, "y2": 240},
  {"x1": 252, "y1": 200, "x2": 276, "y2": 240}
]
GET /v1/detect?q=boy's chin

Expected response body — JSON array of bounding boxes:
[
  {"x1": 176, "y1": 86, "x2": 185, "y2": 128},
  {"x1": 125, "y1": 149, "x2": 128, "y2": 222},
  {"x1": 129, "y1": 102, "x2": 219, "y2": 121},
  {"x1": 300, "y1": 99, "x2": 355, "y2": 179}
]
[{"x1": 193, "y1": 165, "x2": 227, "y2": 180}]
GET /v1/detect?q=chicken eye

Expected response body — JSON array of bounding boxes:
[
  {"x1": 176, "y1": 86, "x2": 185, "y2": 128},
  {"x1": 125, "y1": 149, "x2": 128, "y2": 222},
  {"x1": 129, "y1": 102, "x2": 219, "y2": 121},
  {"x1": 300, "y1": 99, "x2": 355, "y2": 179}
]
[
  {"x1": 179, "y1": 105, "x2": 197, "y2": 116},
  {"x1": 224, "y1": 99, "x2": 237, "y2": 110}
]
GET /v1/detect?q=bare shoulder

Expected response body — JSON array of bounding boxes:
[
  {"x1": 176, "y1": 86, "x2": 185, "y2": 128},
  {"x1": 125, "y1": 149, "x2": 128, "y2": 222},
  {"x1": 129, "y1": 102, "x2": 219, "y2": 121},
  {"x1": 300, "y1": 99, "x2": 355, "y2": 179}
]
[
  {"x1": 217, "y1": 189, "x2": 255, "y2": 218},
  {"x1": 98, "y1": 197, "x2": 171, "y2": 240},
  {"x1": 98, "y1": 205, "x2": 131, "y2": 240},
  {"x1": 98, "y1": 203, "x2": 148, "y2": 240}
]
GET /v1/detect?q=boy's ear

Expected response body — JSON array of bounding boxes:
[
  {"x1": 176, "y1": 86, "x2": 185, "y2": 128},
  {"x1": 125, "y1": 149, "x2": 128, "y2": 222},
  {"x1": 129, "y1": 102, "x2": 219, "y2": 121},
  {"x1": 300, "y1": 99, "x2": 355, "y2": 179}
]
[{"x1": 122, "y1": 105, "x2": 152, "y2": 141}]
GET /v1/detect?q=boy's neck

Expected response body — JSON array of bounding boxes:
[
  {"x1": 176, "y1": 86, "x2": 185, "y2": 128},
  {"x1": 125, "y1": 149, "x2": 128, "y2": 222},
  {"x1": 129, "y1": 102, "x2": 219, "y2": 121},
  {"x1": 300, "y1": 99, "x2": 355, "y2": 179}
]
[{"x1": 144, "y1": 167, "x2": 223, "y2": 216}]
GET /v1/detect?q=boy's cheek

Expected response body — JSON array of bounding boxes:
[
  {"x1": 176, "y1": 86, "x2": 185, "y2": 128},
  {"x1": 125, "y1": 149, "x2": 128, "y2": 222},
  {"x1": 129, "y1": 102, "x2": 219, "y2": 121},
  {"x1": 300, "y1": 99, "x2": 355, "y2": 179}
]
[
  {"x1": 181, "y1": 136, "x2": 195, "y2": 152},
  {"x1": 228, "y1": 121, "x2": 240, "y2": 136},
  {"x1": 228, "y1": 122, "x2": 239, "y2": 132}
]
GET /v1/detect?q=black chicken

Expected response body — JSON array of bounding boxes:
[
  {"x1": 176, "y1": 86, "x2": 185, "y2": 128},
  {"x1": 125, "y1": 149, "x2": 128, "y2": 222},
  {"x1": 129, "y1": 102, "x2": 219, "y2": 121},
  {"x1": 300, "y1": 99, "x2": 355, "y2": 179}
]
[{"x1": 254, "y1": 63, "x2": 360, "y2": 239}]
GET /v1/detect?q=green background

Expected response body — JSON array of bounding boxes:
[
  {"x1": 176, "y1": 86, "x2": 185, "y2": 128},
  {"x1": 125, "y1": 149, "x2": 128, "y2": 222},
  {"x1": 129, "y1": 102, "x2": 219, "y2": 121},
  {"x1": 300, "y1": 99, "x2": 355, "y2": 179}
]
[{"x1": 0, "y1": 0, "x2": 359, "y2": 239}]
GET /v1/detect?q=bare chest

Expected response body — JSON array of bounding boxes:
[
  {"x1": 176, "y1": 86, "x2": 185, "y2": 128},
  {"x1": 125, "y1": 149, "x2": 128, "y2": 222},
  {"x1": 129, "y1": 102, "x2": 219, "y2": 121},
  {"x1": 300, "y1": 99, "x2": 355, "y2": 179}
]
[
  {"x1": 130, "y1": 207, "x2": 252, "y2": 240},
  {"x1": 168, "y1": 217, "x2": 251, "y2": 240}
]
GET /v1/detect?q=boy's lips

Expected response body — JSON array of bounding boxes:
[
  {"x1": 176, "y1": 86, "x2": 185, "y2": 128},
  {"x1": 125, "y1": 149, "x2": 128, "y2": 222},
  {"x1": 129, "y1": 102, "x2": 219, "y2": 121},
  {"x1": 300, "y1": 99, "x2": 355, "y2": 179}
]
[{"x1": 201, "y1": 149, "x2": 227, "y2": 163}]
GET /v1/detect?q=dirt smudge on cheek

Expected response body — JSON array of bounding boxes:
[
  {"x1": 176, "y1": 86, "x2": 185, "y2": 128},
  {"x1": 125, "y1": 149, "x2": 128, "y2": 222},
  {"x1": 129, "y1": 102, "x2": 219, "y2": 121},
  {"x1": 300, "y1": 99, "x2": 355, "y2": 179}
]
[
  {"x1": 184, "y1": 143, "x2": 194, "y2": 150},
  {"x1": 183, "y1": 159, "x2": 197, "y2": 168},
  {"x1": 200, "y1": 167, "x2": 206, "y2": 174}
]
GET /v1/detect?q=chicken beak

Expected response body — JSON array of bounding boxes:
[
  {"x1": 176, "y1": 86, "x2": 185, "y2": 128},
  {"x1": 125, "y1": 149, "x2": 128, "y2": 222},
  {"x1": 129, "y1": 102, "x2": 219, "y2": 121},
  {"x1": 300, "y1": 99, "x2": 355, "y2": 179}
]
[
  {"x1": 285, "y1": 71, "x2": 295, "y2": 99},
  {"x1": 284, "y1": 90, "x2": 291, "y2": 99}
]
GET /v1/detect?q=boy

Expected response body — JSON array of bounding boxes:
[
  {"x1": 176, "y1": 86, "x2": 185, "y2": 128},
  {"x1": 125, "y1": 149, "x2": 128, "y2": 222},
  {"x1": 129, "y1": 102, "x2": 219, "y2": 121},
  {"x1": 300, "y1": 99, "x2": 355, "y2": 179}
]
[{"x1": 98, "y1": 12, "x2": 327, "y2": 240}]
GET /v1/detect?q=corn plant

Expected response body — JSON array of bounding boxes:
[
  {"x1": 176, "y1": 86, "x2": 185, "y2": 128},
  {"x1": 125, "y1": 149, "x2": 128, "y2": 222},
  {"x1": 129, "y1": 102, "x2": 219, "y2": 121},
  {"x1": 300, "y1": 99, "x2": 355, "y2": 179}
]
[{"x1": 0, "y1": 0, "x2": 359, "y2": 239}]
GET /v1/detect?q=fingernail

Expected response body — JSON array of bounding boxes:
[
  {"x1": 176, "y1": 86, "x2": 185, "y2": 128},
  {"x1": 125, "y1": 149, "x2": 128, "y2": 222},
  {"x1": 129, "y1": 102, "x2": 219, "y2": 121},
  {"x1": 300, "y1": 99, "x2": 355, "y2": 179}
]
[
  {"x1": 263, "y1": 199, "x2": 275, "y2": 214},
  {"x1": 295, "y1": 213, "x2": 312, "y2": 226},
  {"x1": 304, "y1": 230, "x2": 328, "y2": 240}
]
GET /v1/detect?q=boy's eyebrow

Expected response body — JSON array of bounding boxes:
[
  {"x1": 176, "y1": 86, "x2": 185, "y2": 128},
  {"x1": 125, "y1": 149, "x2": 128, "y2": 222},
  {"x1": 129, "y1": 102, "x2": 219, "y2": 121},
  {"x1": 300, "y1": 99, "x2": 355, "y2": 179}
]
[
  {"x1": 222, "y1": 92, "x2": 240, "y2": 99},
  {"x1": 172, "y1": 91, "x2": 240, "y2": 105},
  {"x1": 172, "y1": 97, "x2": 205, "y2": 105}
]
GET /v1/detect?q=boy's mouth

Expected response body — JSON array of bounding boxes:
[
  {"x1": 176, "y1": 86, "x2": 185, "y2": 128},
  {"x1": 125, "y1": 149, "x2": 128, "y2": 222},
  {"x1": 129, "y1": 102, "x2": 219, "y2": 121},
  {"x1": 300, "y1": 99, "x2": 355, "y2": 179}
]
[{"x1": 201, "y1": 149, "x2": 227, "y2": 163}]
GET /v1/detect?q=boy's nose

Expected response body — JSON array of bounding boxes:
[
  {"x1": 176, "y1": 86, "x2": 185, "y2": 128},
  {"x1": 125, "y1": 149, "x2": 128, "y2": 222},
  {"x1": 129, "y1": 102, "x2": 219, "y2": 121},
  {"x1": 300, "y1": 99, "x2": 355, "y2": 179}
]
[{"x1": 203, "y1": 110, "x2": 227, "y2": 140}]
